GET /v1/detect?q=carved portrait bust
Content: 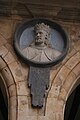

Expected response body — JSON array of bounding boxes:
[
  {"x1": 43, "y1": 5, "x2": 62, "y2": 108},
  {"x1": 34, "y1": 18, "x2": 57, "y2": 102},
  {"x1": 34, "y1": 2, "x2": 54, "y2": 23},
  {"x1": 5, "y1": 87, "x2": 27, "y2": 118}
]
[
  {"x1": 14, "y1": 19, "x2": 69, "y2": 107},
  {"x1": 22, "y1": 23, "x2": 61, "y2": 63}
]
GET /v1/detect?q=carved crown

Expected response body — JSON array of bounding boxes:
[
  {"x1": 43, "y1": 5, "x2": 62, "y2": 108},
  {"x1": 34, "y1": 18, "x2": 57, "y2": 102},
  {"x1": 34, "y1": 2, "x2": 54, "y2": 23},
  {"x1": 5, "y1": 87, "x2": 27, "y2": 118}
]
[{"x1": 34, "y1": 23, "x2": 51, "y2": 34}]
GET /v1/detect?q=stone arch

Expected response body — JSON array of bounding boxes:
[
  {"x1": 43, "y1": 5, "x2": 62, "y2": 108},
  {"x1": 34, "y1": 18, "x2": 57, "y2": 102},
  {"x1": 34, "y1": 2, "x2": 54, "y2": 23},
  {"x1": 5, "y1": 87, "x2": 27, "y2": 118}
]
[
  {"x1": 0, "y1": 44, "x2": 29, "y2": 120},
  {"x1": 0, "y1": 44, "x2": 18, "y2": 120},
  {"x1": 61, "y1": 75, "x2": 80, "y2": 120},
  {"x1": 64, "y1": 77, "x2": 80, "y2": 120},
  {"x1": 45, "y1": 51, "x2": 80, "y2": 120},
  {"x1": 0, "y1": 56, "x2": 17, "y2": 120},
  {"x1": 57, "y1": 52, "x2": 80, "y2": 120}
]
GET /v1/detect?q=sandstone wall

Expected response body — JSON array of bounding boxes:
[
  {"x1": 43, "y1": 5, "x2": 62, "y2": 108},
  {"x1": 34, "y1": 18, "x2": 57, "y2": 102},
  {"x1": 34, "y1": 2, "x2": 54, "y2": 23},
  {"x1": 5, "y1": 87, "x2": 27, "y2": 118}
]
[{"x1": 0, "y1": 16, "x2": 80, "y2": 120}]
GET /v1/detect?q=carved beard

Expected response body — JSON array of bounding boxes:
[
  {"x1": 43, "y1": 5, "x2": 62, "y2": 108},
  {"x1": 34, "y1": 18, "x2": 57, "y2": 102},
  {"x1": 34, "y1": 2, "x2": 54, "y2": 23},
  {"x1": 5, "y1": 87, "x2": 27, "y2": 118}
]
[{"x1": 35, "y1": 38, "x2": 48, "y2": 46}]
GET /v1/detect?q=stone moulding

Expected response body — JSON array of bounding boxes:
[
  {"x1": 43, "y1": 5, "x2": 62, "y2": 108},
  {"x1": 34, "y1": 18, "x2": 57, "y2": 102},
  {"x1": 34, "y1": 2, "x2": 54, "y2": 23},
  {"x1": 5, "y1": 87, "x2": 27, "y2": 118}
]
[{"x1": 0, "y1": 55, "x2": 17, "y2": 120}]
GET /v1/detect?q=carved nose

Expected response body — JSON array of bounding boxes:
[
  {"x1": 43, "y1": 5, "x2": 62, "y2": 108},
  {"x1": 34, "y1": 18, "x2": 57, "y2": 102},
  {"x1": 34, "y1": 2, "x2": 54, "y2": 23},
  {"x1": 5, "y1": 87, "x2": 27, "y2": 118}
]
[{"x1": 37, "y1": 33, "x2": 40, "y2": 37}]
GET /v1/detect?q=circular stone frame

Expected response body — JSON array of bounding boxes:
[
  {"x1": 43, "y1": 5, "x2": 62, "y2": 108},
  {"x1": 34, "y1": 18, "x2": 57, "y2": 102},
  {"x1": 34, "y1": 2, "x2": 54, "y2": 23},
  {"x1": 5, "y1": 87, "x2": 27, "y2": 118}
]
[{"x1": 13, "y1": 18, "x2": 69, "y2": 67}]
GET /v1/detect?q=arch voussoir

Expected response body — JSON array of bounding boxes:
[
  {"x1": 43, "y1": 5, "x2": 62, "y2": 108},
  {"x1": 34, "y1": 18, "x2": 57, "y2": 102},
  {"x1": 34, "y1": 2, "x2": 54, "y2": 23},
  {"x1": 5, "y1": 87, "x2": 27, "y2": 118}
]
[{"x1": 0, "y1": 46, "x2": 18, "y2": 120}]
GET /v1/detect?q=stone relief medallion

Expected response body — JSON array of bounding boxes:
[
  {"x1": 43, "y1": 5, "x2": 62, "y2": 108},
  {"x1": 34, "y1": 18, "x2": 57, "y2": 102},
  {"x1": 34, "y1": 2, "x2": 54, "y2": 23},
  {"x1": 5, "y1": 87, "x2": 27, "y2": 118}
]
[{"x1": 14, "y1": 19, "x2": 69, "y2": 108}]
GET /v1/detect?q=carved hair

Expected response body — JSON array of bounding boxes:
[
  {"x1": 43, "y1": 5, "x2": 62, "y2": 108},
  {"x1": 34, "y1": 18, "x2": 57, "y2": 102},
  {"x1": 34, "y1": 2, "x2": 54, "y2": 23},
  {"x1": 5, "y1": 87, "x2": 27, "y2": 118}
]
[{"x1": 34, "y1": 23, "x2": 51, "y2": 34}]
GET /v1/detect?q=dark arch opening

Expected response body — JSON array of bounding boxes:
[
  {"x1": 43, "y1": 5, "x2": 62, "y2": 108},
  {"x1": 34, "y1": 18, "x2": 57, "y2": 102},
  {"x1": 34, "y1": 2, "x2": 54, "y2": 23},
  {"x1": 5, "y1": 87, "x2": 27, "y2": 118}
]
[
  {"x1": 64, "y1": 84, "x2": 80, "y2": 120},
  {"x1": 0, "y1": 76, "x2": 8, "y2": 120}
]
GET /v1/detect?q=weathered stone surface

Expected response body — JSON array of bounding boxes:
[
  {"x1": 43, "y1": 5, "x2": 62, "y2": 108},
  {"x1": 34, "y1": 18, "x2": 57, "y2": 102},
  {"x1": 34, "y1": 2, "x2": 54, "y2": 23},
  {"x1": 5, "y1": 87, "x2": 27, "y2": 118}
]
[
  {"x1": 5, "y1": 43, "x2": 18, "y2": 61},
  {"x1": 54, "y1": 66, "x2": 70, "y2": 85},
  {"x1": 49, "y1": 68, "x2": 59, "y2": 86},
  {"x1": 48, "y1": 66, "x2": 70, "y2": 98},
  {"x1": 62, "y1": 48, "x2": 77, "y2": 64},
  {"x1": 0, "y1": 45, "x2": 8, "y2": 57},
  {"x1": 65, "y1": 52, "x2": 80, "y2": 70},
  {"x1": 1, "y1": 66, "x2": 14, "y2": 86},
  {"x1": 18, "y1": 96, "x2": 38, "y2": 116},
  {"x1": 18, "y1": 116, "x2": 37, "y2": 120},
  {"x1": 38, "y1": 113, "x2": 56, "y2": 120},
  {"x1": 4, "y1": 52, "x2": 15, "y2": 64},
  {"x1": 17, "y1": 62, "x2": 28, "y2": 81},
  {"x1": 73, "y1": 62, "x2": 80, "y2": 76},
  {"x1": 0, "y1": 57, "x2": 6, "y2": 70},
  {"x1": 8, "y1": 84, "x2": 16, "y2": 97},
  {"x1": 16, "y1": 81, "x2": 30, "y2": 96},
  {"x1": 37, "y1": 106, "x2": 45, "y2": 116},
  {"x1": 54, "y1": 100, "x2": 64, "y2": 113},
  {"x1": 0, "y1": 19, "x2": 13, "y2": 40},
  {"x1": 0, "y1": 16, "x2": 80, "y2": 120},
  {"x1": 0, "y1": 34, "x2": 7, "y2": 47},
  {"x1": 59, "y1": 87, "x2": 67, "y2": 101},
  {"x1": 9, "y1": 96, "x2": 17, "y2": 120},
  {"x1": 55, "y1": 113, "x2": 63, "y2": 120},
  {"x1": 46, "y1": 98, "x2": 57, "y2": 115},
  {"x1": 62, "y1": 72, "x2": 76, "y2": 92},
  {"x1": 48, "y1": 85, "x2": 60, "y2": 98},
  {"x1": 9, "y1": 61, "x2": 26, "y2": 82},
  {"x1": 74, "y1": 41, "x2": 80, "y2": 51}
]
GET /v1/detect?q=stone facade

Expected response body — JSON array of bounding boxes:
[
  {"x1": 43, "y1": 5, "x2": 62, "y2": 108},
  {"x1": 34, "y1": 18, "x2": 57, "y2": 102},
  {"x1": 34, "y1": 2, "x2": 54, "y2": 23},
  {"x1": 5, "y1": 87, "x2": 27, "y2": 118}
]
[{"x1": 0, "y1": 16, "x2": 80, "y2": 120}]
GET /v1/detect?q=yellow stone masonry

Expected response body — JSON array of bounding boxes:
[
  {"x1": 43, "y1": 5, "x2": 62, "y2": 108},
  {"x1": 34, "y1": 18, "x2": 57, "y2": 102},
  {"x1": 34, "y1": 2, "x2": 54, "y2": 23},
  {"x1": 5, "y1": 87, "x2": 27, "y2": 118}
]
[{"x1": 0, "y1": 17, "x2": 80, "y2": 120}]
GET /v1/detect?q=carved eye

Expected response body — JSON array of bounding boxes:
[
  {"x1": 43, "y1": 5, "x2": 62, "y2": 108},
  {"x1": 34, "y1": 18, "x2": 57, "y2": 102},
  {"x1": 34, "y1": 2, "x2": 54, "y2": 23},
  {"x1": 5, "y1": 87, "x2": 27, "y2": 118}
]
[
  {"x1": 39, "y1": 32, "x2": 42, "y2": 34},
  {"x1": 45, "y1": 37, "x2": 47, "y2": 39}
]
